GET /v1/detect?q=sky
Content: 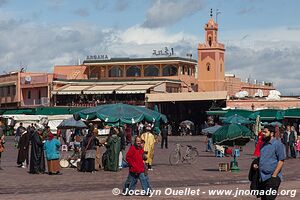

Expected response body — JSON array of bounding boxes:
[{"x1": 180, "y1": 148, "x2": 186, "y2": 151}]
[{"x1": 1, "y1": 0, "x2": 300, "y2": 95}]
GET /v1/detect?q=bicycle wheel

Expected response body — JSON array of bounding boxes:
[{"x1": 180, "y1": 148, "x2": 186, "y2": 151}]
[
  {"x1": 169, "y1": 151, "x2": 181, "y2": 165},
  {"x1": 187, "y1": 149, "x2": 199, "y2": 164}
]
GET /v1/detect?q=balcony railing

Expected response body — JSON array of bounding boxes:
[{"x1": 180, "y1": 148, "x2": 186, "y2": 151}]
[{"x1": 22, "y1": 97, "x2": 50, "y2": 106}]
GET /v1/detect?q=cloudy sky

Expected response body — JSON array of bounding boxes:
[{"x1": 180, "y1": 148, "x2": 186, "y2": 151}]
[{"x1": 1, "y1": 0, "x2": 300, "y2": 95}]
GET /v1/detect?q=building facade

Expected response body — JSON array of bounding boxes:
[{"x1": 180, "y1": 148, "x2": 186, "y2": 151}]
[{"x1": 0, "y1": 72, "x2": 53, "y2": 108}]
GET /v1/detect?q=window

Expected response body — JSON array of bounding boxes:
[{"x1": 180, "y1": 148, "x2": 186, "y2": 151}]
[
  {"x1": 38, "y1": 90, "x2": 41, "y2": 99},
  {"x1": 7, "y1": 86, "x2": 10, "y2": 96},
  {"x1": 109, "y1": 66, "x2": 123, "y2": 77},
  {"x1": 163, "y1": 65, "x2": 177, "y2": 76},
  {"x1": 12, "y1": 86, "x2": 16, "y2": 96},
  {"x1": 0, "y1": 87, "x2": 3, "y2": 97},
  {"x1": 207, "y1": 63, "x2": 211, "y2": 71},
  {"x1": 220, "y1": 64, "x2": 222, "y2": 72},
  {"x1": 208, "y1": 36, "x2": 212, "y2": 47},
  {"x1": 28, "y1": 90, "x2": 31, "y2": 99},
  {"x1": 144, "y1": 65, "x2": 159, "y2": 77},
  {"x1": 126, "y1": 66, "x2": 141, "y2": 77}
]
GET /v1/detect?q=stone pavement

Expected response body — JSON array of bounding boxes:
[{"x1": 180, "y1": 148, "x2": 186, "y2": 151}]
[{"x1": 0, "y1": 136, "x2": 299, "y2": 200}]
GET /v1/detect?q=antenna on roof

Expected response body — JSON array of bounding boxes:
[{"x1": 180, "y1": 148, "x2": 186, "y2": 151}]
[{"x1": 216, "y1": 9, "x2": 221, "y2": 23}]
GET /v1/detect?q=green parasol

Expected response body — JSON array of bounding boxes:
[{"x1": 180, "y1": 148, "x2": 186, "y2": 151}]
[{"x1": 73, "y1": 103, "x2": 167, "y2": 125}]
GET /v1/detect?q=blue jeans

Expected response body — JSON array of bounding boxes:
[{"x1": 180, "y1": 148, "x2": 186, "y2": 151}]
[
  {"x1": 123, "y1": 172, "x2": 151, "y2": 194},
  {"x1": 207, "y1": 138, "x2": 213, "y2": 151}
]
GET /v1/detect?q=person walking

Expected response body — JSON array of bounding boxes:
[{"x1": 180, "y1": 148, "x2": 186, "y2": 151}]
[
  {"x1": 29, "y1": 128, "x2": 45, "y2": 174},
  {"x1": 123, "y1": 136, "x2": 151, "y2": 195},
  {"x1": 282, "y1": 125, "x2": 291, "y2": 158},
  {"x1": 161, "y1": 124, "x2": 168, "y2": 149},
  {"x1": 16, "y1": 127, "x2": 30, "y2": 168},
  {"x1": 81, "y1": 124, "x2": 99, "y2": 173},
  {"x1": 296, "y1": 136, "x2": 300, "y2": 158},
  {"x1": 44, "y1": 132, "x2": 62, "y2": 175},
  {"x1": 290, "y1": 126, "x2": 297, "y2": 158},
  {"x1": 103, "y1": 127, "x2": 121, "y2": 172},
  {"x1": 259, "y1": 125, "x2": 285, "y2": 200},
  {"x1": 0, "y1": 121, "x2": 5, "y2": 170},
  {"x1": 141, "y1": 125, "x2": 156, "y2": 170},
  {"x1": 15, "y1": 122, "x2": 23, "y2": 147}
]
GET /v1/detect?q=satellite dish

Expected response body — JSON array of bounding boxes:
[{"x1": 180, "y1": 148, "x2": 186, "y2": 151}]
[{"x1": 25, "y1": 76, "x2": 32, "y2": 82}]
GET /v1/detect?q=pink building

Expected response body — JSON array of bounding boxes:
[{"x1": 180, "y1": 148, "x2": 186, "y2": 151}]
[{"x1": 0, "y1": 72, "x2": 56, "y2": 108}]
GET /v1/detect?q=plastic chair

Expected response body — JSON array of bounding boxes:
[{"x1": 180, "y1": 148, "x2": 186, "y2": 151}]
[
  {"x1": 61, "y1": 145, "x2": 68, "y2": 152},
  {"x1": 215, "y1": 149, "x2": 224, "y2": 157},
  {"x1": 233, "y1": 149, "x2": 240, "y2": 157}
]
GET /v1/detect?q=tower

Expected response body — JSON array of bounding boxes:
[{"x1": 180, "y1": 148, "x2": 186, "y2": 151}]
[{"x1": 198, "y1": 9, "x2": 225, "y2": 91}]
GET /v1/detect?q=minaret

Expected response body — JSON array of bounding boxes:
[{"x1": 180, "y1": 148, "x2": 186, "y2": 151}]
[{"x1": 198, "y1": 9, "x2": 225, "y2": 92}]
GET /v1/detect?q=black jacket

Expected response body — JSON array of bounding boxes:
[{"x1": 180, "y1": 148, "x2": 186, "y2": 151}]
[{"x1": 248, "y1": 158, "x2": 261, "y2": 198}]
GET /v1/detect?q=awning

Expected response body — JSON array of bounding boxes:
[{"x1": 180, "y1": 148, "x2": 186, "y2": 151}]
[
  {"x1": 53, "y1": 83, "x2": 157, "y2": 95},
  {"x1": 284, "y1": 108, "x2": 300, "y2": 118},
  {"x1": 224, "y1": 109, "x2": 254, "y2": 118},
  {"x1": 116, "y1": 84, "x2": 155, "y2": 94},
  {"x1": 206, "y1": 110, "x2": 228, "y2": 116},
  {"x1": 54, "y1": 85, "x2": 89, "y2": 94},
  {"x1": 84, "y1": 85, "x2": 123, "y2": 94},
  {"x1": 146, "y1": 91, "x2": 227, "y2": 102},
  {"x1": 0, "y1": 81, "x2": 16, "y2": 87},
  {"x1": 249, "y1": 109, "x2": 285, "y2": 121}
]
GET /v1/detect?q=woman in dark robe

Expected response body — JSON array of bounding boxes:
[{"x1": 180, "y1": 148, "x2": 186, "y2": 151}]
[
  {"x1": 17, "y1": 127, "x2": 30, "y2": 168},
  {"x1": 80, "y1": 124, "x2": 99, "y2": 172},
  {"x1": 29, "y1": 128, "x2": 45, "y2": 174}
]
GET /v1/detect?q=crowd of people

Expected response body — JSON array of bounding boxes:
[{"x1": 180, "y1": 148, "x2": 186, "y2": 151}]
[{"x1": 0, "y1": 120, "x2": 170, "y2": 195}]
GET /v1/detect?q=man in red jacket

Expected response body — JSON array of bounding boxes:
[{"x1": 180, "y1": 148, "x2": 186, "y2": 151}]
[{"x1": 122, "y1": 136, "x2": 151, "y2": 196}]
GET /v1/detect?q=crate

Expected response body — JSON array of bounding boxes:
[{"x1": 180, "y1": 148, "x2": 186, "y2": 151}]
[{"x1": 219, "y1": 163, "x2": 230, "y2": 172}]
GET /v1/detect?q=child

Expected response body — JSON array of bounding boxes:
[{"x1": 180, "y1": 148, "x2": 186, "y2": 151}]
[{"x1": 296, "y1": 136, "x2": 300, "y2": 158}]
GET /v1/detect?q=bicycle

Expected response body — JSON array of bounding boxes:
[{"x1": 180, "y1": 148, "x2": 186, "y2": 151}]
[{"x1": 169, "y1": 144, "x2": 199, "y2": 165}]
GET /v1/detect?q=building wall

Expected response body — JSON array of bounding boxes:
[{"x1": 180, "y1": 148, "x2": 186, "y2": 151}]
[
  {"x1": 54, "y1": 65, "x2": 88, "y2": 79},
  {"x1": 21, "y1": 87, "x2": 48, "y2": 106},
  {"x1": 0, "y1": 73, "x2": 20, "y2": 107},
  {"x1": 225, "y1": 76, "x2": 242, "y2": 97},
  {"x1": 53, "y1": 61, "x2": 198, "y2": 93},
  {"x1": 241, "y1": 83, "x2": 274, "y2": 97},
  {"x1": 227, "y1": 98, "x2": 300, "y2": 110},
  {"x1": 225, "y1": 76, "x2": 275, "y2": 97}
]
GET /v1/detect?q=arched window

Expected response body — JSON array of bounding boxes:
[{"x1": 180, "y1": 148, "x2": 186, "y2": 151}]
[
  {"x1": 208, "y1": 36, "x2": 212, "y2": 47},
  {"x1": 126, "y1": 66, "x2": 141, "y2": 77},
  {"x1": 163, "y1": 65, "x2": 177, "y2": 76},
  {"x1": 144, "y1": 65, "x2": 159, "y2": 77},
  {"x1": 109, "y1": 66, "x2": 123, "y2": 77},
  {"x1": 207, "y1": 63, "x2": 211, "y2": 71}
]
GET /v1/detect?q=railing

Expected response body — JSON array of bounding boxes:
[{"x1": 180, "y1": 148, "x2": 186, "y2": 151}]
[
  {"x1": 22, "y1": 97, "x2": 50, "y2": 106},
  {"x1": 56, "y1": 100, "x2": 145, "y2": 107}
]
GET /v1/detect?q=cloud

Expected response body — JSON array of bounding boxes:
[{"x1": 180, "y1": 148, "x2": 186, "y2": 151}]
[
  {"x1": 44, "y1": 0, "x2": 66, "y2": 9},
  {"x1": 89, "y1": 0, "x2": 108, "y2": 10},
  {"x1": 0, "y1": 19, "x2": 196, "y2": 74},
  {"x1": 114, "y1": 0, "x2": 129, "y2": 12},
  {"x1": 237, "y1": 6, "x2": 255, "y2": 15},
  {"x1": 73, "y1": 8, "x2": 90, "y2": 17},
  {"x1": 0, "y1": 0, "x2": 8, "y2": 7},
  {"x1": 142, "y1": 0, "x2": 205, "y2": 28},
  {"x1": 225, "y1": 41, "x2": 300, "y2": 95},
  {"x1": 0, "y1": 16, "x2": 299, "y2": 95}
]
